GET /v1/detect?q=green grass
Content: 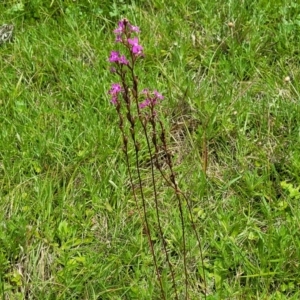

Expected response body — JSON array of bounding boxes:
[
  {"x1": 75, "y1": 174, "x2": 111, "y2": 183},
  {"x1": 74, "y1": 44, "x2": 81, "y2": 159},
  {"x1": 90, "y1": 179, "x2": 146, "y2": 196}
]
[{"x1": 1, "y1": 0, "x2": 300, "y2": 299}]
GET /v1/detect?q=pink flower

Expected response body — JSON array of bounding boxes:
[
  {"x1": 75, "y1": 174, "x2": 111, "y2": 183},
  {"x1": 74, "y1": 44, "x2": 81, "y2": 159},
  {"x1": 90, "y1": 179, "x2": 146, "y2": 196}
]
[
  {"x1": 109, "y1": 83, "x2": 122, "y2": 105},
  {"x1": 119, "y1": 54, "x2": 129, "y2": 65},
  {"x1": 153, "y1": 90, "x2": 164, "y2": 100},
  {"x1": 129, "y1": 24, "x2": 140, "y2": 33},
  {"x1": 139, "y1": 89, "x2": 164, "y2": 109},
  {"x1": 114, "y1": 19, "x2": 140, "y2": 34},
  {"x1": 114, "y1": 20, "x2": 126, "y2": 34},
  {"x1": 128, "y1": 37, "x2": 143, "y2": 56},
  {"x1": 109, "y1": 83, "x2": 122, "y2": 94},
  {"x1": 110, "y1": 96, "x2": 118, "y2": 105},
  {"x1": 139, "y1": 99, "x2": 151, "y2": 109},
  {"x1": 109, "y1": 51, "x2": 120, "y2": 63},
  {"x1": 108, "y1": 51, "x2": 129, "y2": 65}
]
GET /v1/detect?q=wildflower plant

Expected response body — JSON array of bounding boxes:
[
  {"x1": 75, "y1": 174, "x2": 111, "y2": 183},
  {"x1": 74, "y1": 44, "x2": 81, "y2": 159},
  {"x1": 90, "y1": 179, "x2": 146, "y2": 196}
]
[{"x1": 108, "y1": 19, "x2": 206, "y2": 299}]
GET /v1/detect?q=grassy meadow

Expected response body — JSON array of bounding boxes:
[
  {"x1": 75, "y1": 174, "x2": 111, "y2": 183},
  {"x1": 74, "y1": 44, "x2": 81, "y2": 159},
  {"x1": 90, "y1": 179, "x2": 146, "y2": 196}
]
[{"x1": 1, "y1": 0, "x2": 300, "y2": 299}]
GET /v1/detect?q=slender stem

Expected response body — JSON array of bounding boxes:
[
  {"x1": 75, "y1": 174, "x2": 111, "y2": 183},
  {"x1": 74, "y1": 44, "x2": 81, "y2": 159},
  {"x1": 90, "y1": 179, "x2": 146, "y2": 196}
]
[
  {"x1": 156, "y1": 120, "x2": 207, "y2": 299},
  {"x1": 124, "y1": 53, "x2": 166, "y2": 299},
  {"x1": 140, "y1": 116, "x2": 179, "y2": 299}
]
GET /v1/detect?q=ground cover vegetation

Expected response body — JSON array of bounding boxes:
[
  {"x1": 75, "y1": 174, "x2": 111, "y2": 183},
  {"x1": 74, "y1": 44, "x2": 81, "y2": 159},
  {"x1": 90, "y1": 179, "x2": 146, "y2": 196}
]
[{"x1": 1, "y1": 0, "x2": 300, "y2": 299}]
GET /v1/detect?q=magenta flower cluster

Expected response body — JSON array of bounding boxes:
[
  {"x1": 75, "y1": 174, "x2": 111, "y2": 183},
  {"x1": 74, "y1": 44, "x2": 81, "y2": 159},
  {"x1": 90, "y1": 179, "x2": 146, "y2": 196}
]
[
  {"x1": 127, "y1": 37, "x2": 143, "y2": 56},
  {"x1": 109, "y1": 51, "x2": 129, "y2": 65},
  {"x1": 108, "y1": 83, "x2": 122, "y2": 105},
  {"x1": 111, "y1": 19, "x2": 143, "y2": 59},
  {"x1": 113, "y1": 19, "x2": 141, "y2": 41},
  {"x1": 139, "y1": 89, "x2": 164, "y2": 109},
  {"x1": 108, "y1": 19, "x2": 163, "y2": 109}
]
